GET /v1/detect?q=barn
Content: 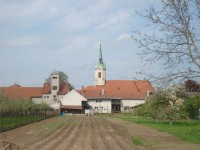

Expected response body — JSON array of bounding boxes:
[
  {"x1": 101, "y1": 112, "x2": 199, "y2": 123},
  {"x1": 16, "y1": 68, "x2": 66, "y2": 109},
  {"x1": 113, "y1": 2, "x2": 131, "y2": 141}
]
[{"x1": 60, "y1": 89, "x2": 88, "y2": 114}]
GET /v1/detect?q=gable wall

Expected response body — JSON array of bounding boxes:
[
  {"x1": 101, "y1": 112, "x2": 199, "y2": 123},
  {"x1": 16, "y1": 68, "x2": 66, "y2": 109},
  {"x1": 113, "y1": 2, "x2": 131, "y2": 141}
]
[{"x1": 121, "y1": 99, "x2": 145, "y2": 112}]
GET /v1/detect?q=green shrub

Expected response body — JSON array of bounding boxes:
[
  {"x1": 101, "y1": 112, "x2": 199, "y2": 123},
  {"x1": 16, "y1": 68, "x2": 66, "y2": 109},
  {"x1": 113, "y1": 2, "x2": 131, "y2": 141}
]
[
  {"x1": 184, "y1": 95, "x2": 200, "y2": 119},
  {"x1": 0, "y1": 94, "x2": 50, "y2": 113}
]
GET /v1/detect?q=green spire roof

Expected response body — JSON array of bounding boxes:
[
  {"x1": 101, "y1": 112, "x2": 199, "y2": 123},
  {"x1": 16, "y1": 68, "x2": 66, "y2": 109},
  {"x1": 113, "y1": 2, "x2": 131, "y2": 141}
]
[
  {"x1": 99, "y1": 44, "x2": 103, "y2": 63},
  {"x1": 95, "y1": 44, "x2": 106, "y2": 70}
]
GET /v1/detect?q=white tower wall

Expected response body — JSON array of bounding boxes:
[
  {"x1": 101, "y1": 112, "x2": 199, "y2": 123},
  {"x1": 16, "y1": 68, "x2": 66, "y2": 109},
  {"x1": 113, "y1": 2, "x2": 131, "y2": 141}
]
[{"x1": 51, "y1": 72, "x2": 60, "y2": 100}]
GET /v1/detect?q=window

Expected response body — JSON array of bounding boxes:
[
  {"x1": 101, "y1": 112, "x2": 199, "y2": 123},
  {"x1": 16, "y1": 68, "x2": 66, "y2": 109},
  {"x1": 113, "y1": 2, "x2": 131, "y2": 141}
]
[
  {"x1": 52, "y1": 77, "x2": 57, "y2": 79},
  {"x1": 44, "y1": 96, "x2": 49, "y2": 100},
  {"x1": 52, "y1": 86, "x2": 57, "y2": 90},
  {"x1": 96, "y1": 100, "x2": 102, "y2": 103},
  {"x1": 53, "y1": 95, "x2": 56, "y2": 99},
  {"x1": 123, "y1": 106, "x2": 130, "y2": 111},
  {"x1": 98, "y1": 72, "x2": 101, "y2": 78}
]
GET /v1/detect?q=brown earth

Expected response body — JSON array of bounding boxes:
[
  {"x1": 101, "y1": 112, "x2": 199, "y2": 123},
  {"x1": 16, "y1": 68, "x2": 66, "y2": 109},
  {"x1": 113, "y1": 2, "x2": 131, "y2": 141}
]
[{"x1": 0, "y1": 115, "x2": 199, "y2": 150}]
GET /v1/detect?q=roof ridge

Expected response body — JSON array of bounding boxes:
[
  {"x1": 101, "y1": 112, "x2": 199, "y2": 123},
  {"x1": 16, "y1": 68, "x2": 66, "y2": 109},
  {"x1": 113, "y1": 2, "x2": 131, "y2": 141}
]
[{"x1": 133, "y1": 81, "x2": 140, "y2": 92}]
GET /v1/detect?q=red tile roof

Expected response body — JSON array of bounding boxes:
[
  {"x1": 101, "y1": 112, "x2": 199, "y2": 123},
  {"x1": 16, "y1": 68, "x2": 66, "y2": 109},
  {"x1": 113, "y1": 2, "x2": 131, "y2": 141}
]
[
  {"x1": 0, "y1": 84, "x2": 43, "y2": 100},
  {"x1": 58, "y1": 82, "x2": 69, "y2": 95},
  {"x1": 79, "y1": 80, "x2": 155, "y2": 100},
  {"x1": 42, "y1": 82, "x2": 69, "y2": 95},
  {"x1": 0, "y1": 82, "x2": 69, "y2": 100},
  {"x1": 42, "y1": 83, "x2": 51, "y2": 94}
]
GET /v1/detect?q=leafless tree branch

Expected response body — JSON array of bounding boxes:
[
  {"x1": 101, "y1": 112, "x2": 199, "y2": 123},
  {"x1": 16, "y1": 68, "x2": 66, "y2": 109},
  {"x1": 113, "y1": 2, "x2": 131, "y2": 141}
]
[{"x1": 133, "y1": 0, "x2": 200, "y2": 86}]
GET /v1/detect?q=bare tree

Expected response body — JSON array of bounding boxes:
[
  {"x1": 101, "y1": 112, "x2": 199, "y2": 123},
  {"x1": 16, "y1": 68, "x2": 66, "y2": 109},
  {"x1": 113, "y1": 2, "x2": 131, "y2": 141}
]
[{"x1": 133, "y1": 0, "x2": 200, "y2": 86}]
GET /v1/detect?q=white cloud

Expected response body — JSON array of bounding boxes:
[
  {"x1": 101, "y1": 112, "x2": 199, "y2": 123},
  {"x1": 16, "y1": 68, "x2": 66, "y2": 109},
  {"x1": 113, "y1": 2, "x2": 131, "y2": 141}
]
[
  {"x1": 95, "y1": 10, "x2": 131, "y2": 30},
  {"x1": 0, "y1": 0, "x2": 162, "y2": 89},
  {"x1": 18, "y1": 0, "x2": 48, "y2": 17},
  {"x1": 2, "y1": 36, "x2": 41, "y2": 47},
  {"x1": 114, "y1": 33, "x2": 131, "y2": 43}
]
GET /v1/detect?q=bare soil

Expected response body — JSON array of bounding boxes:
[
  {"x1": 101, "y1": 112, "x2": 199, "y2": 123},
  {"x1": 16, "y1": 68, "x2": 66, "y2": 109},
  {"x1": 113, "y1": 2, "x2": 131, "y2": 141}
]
[{"x1": 0, "y1": 115, "x2": 199, "y2": 150}]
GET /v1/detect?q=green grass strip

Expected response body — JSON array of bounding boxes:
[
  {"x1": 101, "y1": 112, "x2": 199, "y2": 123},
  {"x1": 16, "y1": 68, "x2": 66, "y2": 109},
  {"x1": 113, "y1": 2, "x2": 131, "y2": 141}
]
[{"x1": 115, "y1": 114, "x2": 200, "y2": 144}]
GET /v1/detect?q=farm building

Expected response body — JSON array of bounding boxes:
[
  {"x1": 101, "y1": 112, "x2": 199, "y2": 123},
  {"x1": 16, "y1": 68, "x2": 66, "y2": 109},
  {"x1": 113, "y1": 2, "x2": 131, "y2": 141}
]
[
  {"x1": 0, "y1": 45, "x2": 155, "y2": 114},
  {"x1": 80, "y1": 80, "x2": 154, "y2": 113},
  {"x1": 60, "y1": 89, "x2": 88, "y2": 114},
  {"x1": 77, "y1": 45, "x2": 155, "y2": 113},
  {"x1": 0, "y1": 72, "x2": 69, "y2": 109}
]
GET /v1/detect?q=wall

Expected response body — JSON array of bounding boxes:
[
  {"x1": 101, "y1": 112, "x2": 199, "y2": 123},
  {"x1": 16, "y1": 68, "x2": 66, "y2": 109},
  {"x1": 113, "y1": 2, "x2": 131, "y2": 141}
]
[
  {"x1": 31, "y1": 97, "x2": 42, "y2": 104},
  {"x1": 51, "y1": 73, "x2": 60, "y2": 100},
  {"x1": 32, "y1": 96, "x2": 57, "y2": 106},
  {"x1": 88, "y1": 99, "x2": 111, "y2": 113},
  {"x1": 61, "y1": 97, "x2": 82, "y2": 106},
  {"x1": 95, "y1": 66, "x2": 106, "y2": 85},
  {"x1": 121, "y1": 99, "x2": 145, "y2": 112},
  {"x1": 58, "y1": 95, "x2": 65, "y2": 101}
]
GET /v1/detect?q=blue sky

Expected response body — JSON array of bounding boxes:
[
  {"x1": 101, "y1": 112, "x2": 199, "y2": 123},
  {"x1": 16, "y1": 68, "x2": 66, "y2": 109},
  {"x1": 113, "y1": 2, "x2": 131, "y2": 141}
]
[{"x1": 0, "y1": 0, "x2": 161, "y2": 89}]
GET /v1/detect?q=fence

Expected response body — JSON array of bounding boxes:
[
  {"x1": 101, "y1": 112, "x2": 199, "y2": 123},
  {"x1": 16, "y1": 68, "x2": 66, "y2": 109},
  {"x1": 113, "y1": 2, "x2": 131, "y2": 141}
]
[{"x1": 0, "y1": 109, "x2": 60, "y2": 132}]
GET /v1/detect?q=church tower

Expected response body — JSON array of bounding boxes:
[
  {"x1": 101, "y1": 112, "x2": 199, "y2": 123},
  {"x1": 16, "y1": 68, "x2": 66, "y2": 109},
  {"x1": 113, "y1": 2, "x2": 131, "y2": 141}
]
[{"x1": 95, "y1": 44, "x2": 106, "y2": 86}]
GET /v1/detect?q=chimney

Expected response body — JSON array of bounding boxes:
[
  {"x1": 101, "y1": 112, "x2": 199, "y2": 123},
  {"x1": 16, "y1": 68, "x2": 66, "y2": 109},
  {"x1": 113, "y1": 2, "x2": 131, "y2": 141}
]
[
  {"x1": 146, "y1": 90, "x2": 150, "y2": 97},
  {"x1": 82, "y1": 86, "x2": 84, "y2": 95},
  {"x1": 102, "y1": 89, "x2": 105, "y2": 95}
]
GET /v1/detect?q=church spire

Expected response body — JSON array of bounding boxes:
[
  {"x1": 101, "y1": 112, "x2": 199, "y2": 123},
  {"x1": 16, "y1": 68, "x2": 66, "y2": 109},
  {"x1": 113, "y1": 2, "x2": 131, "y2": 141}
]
[
  {"x1": 95, "y1": 44, "x2": 106, "y2": 70},
  {"x1": 95, "y1": 44, "x2": 106, "y2": 86},
  {"x1": 99, "y1": 44, "x2": 103, "y2": 63}
]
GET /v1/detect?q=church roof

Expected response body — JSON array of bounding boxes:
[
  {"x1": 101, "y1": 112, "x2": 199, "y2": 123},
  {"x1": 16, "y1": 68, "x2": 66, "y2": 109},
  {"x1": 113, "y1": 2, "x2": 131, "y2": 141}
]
[
  {"x1": 80, "y1": 80, "x2": 155, "y2": 100},
  {"x1": 95, "y1": 63, "x2": 106, "y2": 70}
]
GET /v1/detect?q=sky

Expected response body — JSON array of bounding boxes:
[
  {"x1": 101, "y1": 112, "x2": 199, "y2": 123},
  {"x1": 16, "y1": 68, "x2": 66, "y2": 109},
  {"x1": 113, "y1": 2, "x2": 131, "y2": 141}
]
[{"x1": 0, "y1": 0, "x2": 161, "y2": 89}]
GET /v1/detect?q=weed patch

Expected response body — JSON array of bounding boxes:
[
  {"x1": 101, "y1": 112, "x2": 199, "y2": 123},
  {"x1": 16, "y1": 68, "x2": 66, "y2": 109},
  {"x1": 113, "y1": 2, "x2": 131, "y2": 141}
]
[{"x1": 131, "y1": 136, "x2": 144, "y2": 145}]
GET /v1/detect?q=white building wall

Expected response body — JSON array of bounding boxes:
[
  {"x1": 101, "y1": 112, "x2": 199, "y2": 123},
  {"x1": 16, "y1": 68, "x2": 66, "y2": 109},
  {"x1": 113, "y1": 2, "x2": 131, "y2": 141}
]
[
  {"x1": 51, "y1": 73, "x2": 60, "y2": 100},
  {"x1": 32, "y1": 95, "x2": 56, "y2": 106},
  {"x1": 38, "y1": 94, "x2": 56, "y2": 106},
  {"x1": 61, "y1": 97, "x2": 82, "y2": 106},
  {"x1": 60, "y1": 90, "x2": 87, "y2": 106},
  {"x1": 58, "y1": 95, "x2": 64, "y2": 100},
  {"x1": 43, "y1": 100, "x2": 56, "y2": 105},
  {"x1": 31, "y1": 97, "x2": 42, "y2": 104},
  {"x1": 95, "y1": 66, "x2": 106, "y2": 86},
  {"x1": 121, "y1": 99, "x2": 145, "y2": 112},
  {"x1": 88, "y1": 99, "x2": 111, "y2": 113}
]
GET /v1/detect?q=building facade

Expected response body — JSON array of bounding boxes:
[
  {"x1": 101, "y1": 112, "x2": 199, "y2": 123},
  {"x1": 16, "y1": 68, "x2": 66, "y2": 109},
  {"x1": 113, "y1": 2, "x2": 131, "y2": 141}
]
[
  {"x1": 79, "y1": 44, "x2": 155, "y2": 113},
  {"x1": 0, "y1": 72, "x2": 69, "y2": 109}
]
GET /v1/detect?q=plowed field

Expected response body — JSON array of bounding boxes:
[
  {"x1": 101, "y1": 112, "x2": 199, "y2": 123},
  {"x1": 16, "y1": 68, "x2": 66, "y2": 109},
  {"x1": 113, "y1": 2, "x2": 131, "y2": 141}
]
[{"x1": 0, "y1": 115, "x2": 199, "y2": 150}]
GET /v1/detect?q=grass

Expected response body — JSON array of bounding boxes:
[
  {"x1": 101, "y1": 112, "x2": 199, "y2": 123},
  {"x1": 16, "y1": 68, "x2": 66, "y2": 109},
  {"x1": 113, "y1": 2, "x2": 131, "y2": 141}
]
[
  {"x1": 131, "y1": 136, "x2": 151, "y2": 148},
  {"x1": 115, "y1": 114, "x2": 200, "y2": 144},
  {"x1": 131, "y1": 136, "x2": 144, "y2": 145},
  {"x1": 0, "y1": 113, "x2": 57, "y2": 131}
]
